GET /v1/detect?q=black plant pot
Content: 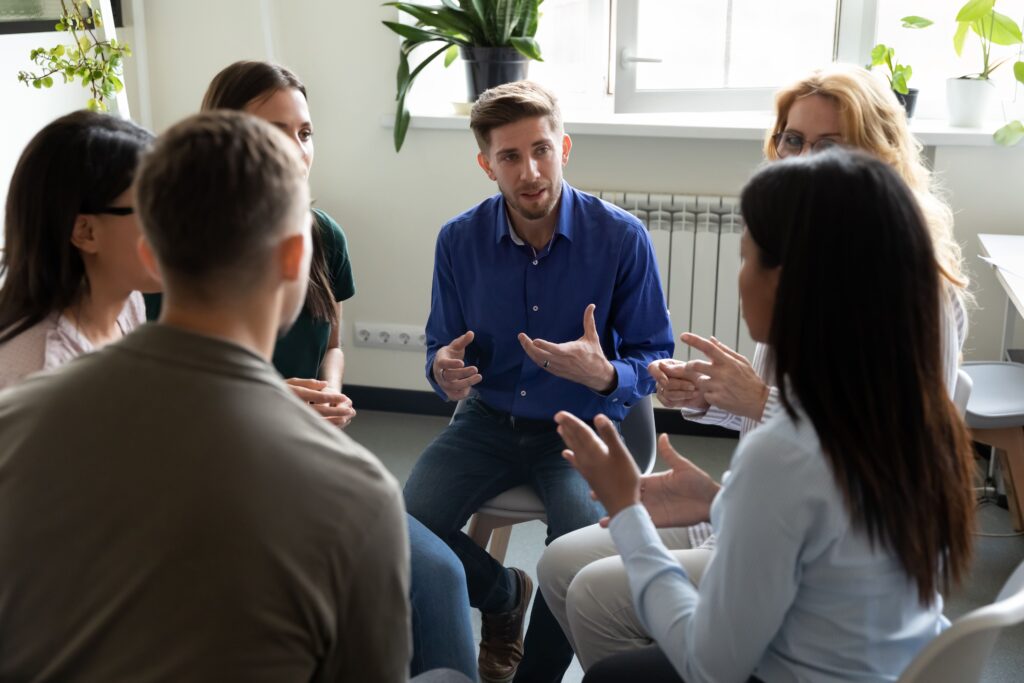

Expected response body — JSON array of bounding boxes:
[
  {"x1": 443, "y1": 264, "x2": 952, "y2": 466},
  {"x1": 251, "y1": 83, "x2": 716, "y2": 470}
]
[
  {"x1": 461, "y1": 46, "x2": 530, "y2": 102},
  {"x1": 894, "y1": 88, "x2": 919, "y2": 119}
]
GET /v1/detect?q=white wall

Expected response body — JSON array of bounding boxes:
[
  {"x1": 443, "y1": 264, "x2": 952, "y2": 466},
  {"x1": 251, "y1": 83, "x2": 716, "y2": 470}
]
[
  {"x1": 0, "y1": 30, "x2": 97, "y2": 241},
  {"x1": 27, "y1": 0, "x2": 1024, "y2": 392}
]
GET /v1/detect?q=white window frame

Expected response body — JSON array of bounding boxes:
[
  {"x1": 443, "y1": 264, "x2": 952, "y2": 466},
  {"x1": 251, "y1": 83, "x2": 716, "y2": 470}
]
[{"x1": 612, "y1": 0, "x2": 879, "y2": 113}]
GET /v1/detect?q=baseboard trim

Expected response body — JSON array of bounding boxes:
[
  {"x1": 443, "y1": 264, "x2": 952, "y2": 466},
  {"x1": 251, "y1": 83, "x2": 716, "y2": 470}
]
[{"x1": 344, "y1": 385, "x2": 737, "y2": 439}]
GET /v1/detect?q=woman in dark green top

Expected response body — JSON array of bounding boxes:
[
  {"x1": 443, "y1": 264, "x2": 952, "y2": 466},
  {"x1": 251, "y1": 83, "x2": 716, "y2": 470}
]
[{"x1": 146, "y1": 61, "x2": 357, "y2": 426}]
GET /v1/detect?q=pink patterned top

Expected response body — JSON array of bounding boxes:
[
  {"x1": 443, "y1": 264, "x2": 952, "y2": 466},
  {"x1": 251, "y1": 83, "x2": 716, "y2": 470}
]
[{"x1": 0, "y1": 292, "x2": 146, "y2": 391}]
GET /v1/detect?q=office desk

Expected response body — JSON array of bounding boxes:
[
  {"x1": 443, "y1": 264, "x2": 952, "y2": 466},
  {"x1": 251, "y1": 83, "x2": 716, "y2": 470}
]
[{"x1": 978, "y1": 233, "x2": 1024, "y2": 360}]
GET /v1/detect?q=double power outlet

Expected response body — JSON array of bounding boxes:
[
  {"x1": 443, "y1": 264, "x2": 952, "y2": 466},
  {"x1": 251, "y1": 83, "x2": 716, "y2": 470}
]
[{"x1": 353, "y1": 322, "x2": 427, "y2": 351}]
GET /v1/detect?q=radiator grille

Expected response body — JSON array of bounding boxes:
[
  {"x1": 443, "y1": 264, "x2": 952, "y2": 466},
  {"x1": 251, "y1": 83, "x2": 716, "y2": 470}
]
[{"x1": 590, "y1": 190, "x2": 756, "y2": 361}]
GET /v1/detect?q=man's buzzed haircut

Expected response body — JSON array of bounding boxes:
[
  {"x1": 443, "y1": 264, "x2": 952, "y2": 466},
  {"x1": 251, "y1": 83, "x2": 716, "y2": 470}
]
[
  {"x1": 469, "y1": 80, "x2": 563, "y2": 152},
  {"x1": 135, "y1": 110, "x2": 308, "y2": 290}
]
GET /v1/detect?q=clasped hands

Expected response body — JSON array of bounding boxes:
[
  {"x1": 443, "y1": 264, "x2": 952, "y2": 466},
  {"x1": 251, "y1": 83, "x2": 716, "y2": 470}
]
[
  {"x1": 285, "y1": 378, "x2": 356, "y2": 428},
  {"x1": 648, "y1": 332, "x2": 769, "y2": 421},
  {"x1": 431, "y1": 303, "x2": 617, "y2": 401}
]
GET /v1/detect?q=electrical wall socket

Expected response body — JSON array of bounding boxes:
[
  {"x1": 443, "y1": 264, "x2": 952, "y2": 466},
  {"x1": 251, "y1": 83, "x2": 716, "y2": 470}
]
[{"x1": 353, "y1": 321, "x2": 427, "y2": 351}]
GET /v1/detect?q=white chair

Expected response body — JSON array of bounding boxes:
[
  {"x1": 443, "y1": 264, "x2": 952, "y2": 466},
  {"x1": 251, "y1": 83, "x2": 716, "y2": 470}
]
[
  {"x1": 465, "y1": 395, "x2": 658, "y2": 563},
  {"x1": 953, "y1": 367, "x2": 973, "y2": 418},
  {"x1": 962, "y1": 361, "x2": 1024, "y2": 530},
  {"x1": 898, "y1": 557, "x2": 1024, "y2": 682}
]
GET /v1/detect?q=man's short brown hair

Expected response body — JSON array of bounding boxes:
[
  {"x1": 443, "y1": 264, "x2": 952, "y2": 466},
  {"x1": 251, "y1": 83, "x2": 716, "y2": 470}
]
[
  {"x1": 135, "y1": 110, "x2": 307, "y2": 291},
  {"x1": 469, "y1": 80, "x2": 563, "y2": 151}
]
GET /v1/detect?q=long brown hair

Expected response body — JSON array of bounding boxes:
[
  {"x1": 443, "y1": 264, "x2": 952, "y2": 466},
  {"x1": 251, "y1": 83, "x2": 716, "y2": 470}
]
[
  {"x1": 201, "y1": 60, "x2": 336, "y2": 324},
  {"x1": 741, "y1": 150, "x2": 975, "y2": 605},
  {"x1": 0, "y1": 111, "x2": 153, "y2": 343}
]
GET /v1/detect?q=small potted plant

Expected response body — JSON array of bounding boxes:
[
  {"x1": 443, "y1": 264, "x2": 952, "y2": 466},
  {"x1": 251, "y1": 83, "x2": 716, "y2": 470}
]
[
  {"x1": 16, "y1": 0, "x2": 131, "y2": 113},
  {"x1": 867, "y1": 16, "x2": 932, "y2": 118},
  {"x1": 382, "y1": 0, "x2": 543, "y2": 152},
  {"x1": 948, "y1": 0, "x2": 1022, "y2": 127}
]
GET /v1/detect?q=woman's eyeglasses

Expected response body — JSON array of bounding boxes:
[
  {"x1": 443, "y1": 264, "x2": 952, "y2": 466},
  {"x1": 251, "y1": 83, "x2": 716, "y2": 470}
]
[{"x1": 772, "y1": 132, "x2": 843, "y2": 158}]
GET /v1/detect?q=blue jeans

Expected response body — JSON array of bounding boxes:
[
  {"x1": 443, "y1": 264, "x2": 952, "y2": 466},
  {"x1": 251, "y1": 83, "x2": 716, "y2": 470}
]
[
  {"x1": 404, "y1": 397, "x2": 606, "y2": 683},
  {"x1": 409, "y1": 514, "x2": 478, "y2": 681}
]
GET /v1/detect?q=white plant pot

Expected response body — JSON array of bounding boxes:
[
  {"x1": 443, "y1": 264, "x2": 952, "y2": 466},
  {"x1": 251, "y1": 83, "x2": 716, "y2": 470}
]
[{"x1": 946, "y1": 77, "x2": 998, "y2": 127}]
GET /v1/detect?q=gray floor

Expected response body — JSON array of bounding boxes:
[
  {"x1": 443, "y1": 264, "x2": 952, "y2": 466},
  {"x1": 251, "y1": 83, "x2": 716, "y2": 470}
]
[{"x1": 347, "y1": 409, "x2": 1024, "y2": 683}]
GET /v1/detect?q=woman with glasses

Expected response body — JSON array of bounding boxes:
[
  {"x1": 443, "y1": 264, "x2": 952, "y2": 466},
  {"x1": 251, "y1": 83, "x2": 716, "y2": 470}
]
[
  {"x1": 558, "y1": 149, "x2": 976, "y2": 682},
  {"x1": 0, "y1": 111, "x2": 158, "y2": 389},
  {"x1": 536, "y1": 64, "x2": 971, "y2": 679}
]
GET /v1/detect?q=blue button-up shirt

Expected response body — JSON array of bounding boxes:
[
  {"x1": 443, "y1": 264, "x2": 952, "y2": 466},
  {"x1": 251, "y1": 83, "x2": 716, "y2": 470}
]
[{"x1": 425, "y1": 182, "x2": 673, "y2": 421}]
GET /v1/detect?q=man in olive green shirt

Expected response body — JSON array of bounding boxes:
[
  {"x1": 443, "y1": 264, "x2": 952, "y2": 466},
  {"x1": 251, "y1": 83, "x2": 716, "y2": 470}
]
[{"x1": 0, "y1": 112, "x2": 421, "y2": 682}]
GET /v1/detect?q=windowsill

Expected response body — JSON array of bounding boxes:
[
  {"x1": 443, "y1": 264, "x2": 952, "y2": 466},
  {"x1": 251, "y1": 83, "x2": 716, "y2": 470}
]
[{"x1": 382, "y1": 108, "x2": 1008, "y2": 147}]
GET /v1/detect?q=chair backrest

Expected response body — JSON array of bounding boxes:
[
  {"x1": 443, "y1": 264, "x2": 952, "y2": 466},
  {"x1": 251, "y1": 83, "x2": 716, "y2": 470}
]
[
  {"x1": 897, "y1": 558, "x2": 1024, "y2": 683},
  {"x1": 621, "y1": 394, "x2": 657, "y2": 475},
  {"x1": 451, "y1": 394, "x2": 657, "y2": 475},
  {"x1": 953, "y1": 368, "x2": 973, "y2": 418}
]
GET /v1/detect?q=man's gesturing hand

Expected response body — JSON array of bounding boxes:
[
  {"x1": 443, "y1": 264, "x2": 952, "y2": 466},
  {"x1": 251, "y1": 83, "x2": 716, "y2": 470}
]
[
  {"x1": 518, "y1": 304, "x2": 616, "y2": 393},
  {"x1": 433, "y1": 330, "x2": 483, "y2": 401},
  {"x1": 555, "y1": 411, "x2": 641, "y2": 520}
]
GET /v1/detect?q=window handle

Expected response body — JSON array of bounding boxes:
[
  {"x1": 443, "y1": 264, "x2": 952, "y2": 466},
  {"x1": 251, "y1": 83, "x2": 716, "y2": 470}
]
[{"x1": 620, "y1": 48, "x2": 663, "y2": 68}]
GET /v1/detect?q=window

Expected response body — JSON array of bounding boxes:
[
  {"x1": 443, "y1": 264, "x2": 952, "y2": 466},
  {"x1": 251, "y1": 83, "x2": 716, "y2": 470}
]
[{"x1": 614, "y1": 0, "x2": 876, "y2": 112}]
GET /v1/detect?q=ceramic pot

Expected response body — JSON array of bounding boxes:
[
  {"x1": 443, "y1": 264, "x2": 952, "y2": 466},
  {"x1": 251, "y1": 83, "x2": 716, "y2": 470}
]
[{"x1": 947, "y1": 77, "x2": 997, "y2": 127}]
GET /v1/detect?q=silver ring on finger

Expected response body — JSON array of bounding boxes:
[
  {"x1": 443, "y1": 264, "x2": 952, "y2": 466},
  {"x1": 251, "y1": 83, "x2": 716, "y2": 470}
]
[
  {"x1": 441, "y1": 368, "x2": 447, "y2": 380},
  {"x1": 543, "y1": 360, "x2": 550, "y2": 369}
]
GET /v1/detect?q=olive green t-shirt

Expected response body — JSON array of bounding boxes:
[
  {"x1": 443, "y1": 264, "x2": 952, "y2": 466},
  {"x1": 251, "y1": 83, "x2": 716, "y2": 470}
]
[{"x1": 144, "y1": 209, "x2": 355, "y2": 380}]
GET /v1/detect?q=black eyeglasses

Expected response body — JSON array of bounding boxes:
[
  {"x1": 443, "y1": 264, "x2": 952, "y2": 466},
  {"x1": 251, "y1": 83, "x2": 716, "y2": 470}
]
[
  {"x1": 83, "y1": 206, "x2": 135, "y2": 216},
  {"x1": 772, "y1": 131, "x2": 844, "y2": 158}
]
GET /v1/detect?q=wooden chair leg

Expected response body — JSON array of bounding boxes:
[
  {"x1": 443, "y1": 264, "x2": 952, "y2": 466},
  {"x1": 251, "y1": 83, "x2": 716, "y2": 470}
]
[
  {"x1": 467, "y1": 512, "x2": 496, "y2": 549},
  {"x1": 487, "y1": 526, "x2": 512, "y2": 564},
  {"x1": 973, "y1": 427, "x2": 1024, "y2": 531}
]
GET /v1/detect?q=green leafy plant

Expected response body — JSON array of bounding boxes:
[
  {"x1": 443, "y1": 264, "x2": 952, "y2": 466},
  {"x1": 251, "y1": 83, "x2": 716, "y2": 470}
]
[
  {"x1": 954, "y1": 0, "x2": 1022, "y2": 79},
  {"x1": 382, "y1": 0, "x2": 544, "y2": 151},
  {"x1": 951, "y1": 2, "x2": 1024, "y2": 144},
  {"x1": 867, "y1": 16, "x2": 932, "y2": 95},
  {"x1": 16, "y1": 0, "x2": 131, "y2": 112}
]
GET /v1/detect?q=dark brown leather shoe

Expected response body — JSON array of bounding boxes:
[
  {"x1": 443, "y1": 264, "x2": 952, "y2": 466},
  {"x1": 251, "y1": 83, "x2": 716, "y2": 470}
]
[{"x1": 478, "y1": 567, "x2": 534, "y2": 683}]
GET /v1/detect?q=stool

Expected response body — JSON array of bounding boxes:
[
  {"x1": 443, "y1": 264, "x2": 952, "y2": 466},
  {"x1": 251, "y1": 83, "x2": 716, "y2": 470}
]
[{"x1": 963, "y1": 362, "x2": 1024, "y2": 531}]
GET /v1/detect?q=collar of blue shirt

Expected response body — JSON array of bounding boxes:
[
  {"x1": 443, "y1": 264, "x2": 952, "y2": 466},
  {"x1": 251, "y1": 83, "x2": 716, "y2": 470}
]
[{"x1": 493, "y1": 180, "x2": 577, "y2": 246}]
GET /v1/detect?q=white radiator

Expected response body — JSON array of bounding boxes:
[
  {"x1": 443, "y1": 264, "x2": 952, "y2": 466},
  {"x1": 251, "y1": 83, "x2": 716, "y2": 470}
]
[{"x1": 590, "y1": 190, "x2": 756, "y2": 362}]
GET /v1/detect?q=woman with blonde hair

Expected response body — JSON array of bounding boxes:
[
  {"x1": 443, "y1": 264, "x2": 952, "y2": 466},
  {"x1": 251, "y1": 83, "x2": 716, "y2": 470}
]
[{"x1": 537, "y1": 64, "x2": 971, "y2": 679}]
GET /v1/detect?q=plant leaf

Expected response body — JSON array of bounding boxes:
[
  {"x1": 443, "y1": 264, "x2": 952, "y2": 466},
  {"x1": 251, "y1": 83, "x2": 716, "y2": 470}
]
[
  {"x1": 394, "y1": 92, "x2": 412, "y2": 151},
  {"x1": 510, "y1": 36, "x2": 542, "y2": 61},
  {"x1": 382, "y1": 20, "x2": 461, "y2": 45},
  {"x1": 1014, "y1": 60, "x2": 1024, "y2": 84},
  {"x1": 957, "y1": 0, "x2": 995, "y2": 22},
  {"x1": 444, "y1": 43, "x2": 459, "y2": 67},
  {"x1": 892, "y1": 72, "x2": 908, "y2": 94},
  {"x1": 954, "y1": 21, "x2": 970, "y2": 55},
  {"x1": 496, "y1": 0, "x2": 515, "y2": 44},
  {"x1": 994, "y1": 119, "x2": 1024, "y2": 145},
  {"x1": 987, "y1": 11, "x2": 1023, "y2": 46},
  {"x1": 901, "y1": 15, "x2": 933, "y2": 29},
  {"x1": 870, "y1": 43, "x2": 888, "y2": 67},
  {"x1": 388, "y1": 2, "x2": 462, "y2": 35}
]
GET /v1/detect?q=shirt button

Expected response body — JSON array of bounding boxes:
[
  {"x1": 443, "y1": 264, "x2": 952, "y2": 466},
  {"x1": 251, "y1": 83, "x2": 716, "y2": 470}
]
[
  {"x1": 520, "y1": 390, "x2": 527, "y2": 397},
  {"x1": 612, "y1": 398, "x2": 619, "y2": 403},
  {"x1": 532, "y1": 259, "x2": 539, "y2": 265},
  {"x1": 532, "y1": 305, "x2": 539, "y2": 312}
]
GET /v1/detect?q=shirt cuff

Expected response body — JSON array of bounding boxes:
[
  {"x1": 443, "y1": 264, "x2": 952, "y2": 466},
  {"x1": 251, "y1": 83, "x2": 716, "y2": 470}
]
[
  {"x1": 608, "y1": 503, "x2": 663, "y2": 559},
  {"x1": 599, "y1": 359, "x2": 635, "y2": 406}
]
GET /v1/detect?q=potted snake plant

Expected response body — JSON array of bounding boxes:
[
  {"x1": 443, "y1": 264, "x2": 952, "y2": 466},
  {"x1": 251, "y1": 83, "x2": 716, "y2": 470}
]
[{"x1": 382, "y1": 0, "x2": 544, "y2": 151}]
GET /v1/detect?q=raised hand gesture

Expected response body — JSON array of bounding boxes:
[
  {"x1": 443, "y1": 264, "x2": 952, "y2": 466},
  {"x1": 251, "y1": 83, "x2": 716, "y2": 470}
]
[
  {"x1": 432, "y1": 330, "x2": 483, "y2": 401},
  {"x1": 681, "y1": 332, "x2": 769, "y2": 420},
  {"x1": 555, "y1": 410, "x2": 642, "y2": 519},
  {"x1": 519, "y1": 304, "x2": 616, "y2": 393}
]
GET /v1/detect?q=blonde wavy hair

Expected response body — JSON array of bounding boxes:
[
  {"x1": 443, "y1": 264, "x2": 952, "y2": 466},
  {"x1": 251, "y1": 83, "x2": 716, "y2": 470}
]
[{"x1": 764, "y1": 64, "x2": 968, "y2": 291}]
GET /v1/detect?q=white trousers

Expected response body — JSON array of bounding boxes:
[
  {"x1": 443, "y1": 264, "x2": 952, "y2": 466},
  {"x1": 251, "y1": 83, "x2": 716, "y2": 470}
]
[{"x1": 536, "y1": 522, "x2": 712, "y2": 670}]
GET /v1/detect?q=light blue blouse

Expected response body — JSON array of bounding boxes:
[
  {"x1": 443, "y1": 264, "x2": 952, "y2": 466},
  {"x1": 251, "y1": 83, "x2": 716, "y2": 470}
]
[{"x1": 609, "y1": 404, "x2": 948, "y2": 683}]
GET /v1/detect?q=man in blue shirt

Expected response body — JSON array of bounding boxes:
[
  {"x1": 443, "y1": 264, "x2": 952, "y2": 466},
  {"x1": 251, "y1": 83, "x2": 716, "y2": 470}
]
[{"x1": 404, "y1": 81, "x2": 673, "y2": 683}]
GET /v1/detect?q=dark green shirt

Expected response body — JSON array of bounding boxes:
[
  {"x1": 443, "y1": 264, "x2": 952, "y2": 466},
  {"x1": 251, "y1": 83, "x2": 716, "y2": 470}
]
[{"x1": 144, "y1": 209, "x2": 355, "y2": 380}]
